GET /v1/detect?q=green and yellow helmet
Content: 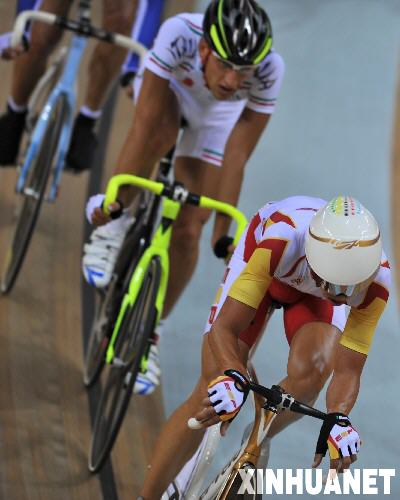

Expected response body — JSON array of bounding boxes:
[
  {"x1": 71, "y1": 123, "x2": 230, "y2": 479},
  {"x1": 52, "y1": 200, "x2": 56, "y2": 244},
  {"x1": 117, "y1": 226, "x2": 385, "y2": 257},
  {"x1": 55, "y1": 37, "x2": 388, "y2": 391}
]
[{"x1": 203, "y1": 0, "x2": 273, "y2": 66}]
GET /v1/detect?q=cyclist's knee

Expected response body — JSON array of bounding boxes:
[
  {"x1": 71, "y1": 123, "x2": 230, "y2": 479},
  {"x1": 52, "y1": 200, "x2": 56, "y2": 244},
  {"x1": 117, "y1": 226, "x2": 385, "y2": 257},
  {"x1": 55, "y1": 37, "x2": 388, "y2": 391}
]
[
  {"x1": 173, "y1": 210, "x2": 210, "y2": 250},
  {"x1": 29, "y1": 26, "x2": 63, "y2": 58},
  {"x1": 287, "y1": 356, "x2": 332, "y2": 402},
  {"x1": 102, "y1": 0, "x2": 135, "y2": 35}
]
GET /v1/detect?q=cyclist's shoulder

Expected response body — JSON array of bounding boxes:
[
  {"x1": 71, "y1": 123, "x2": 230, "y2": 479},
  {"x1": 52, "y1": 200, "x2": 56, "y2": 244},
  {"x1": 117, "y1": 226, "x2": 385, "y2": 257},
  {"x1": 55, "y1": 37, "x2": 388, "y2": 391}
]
[
  {"x1": 160, "y1": 12, "x2": 204, "y2": 39},
  {"x1": 257, "y1": 196, "x2": 325, "y2": 237},
  {"x1": 253, "y1": 49, "x2": 285, "y2": 81}
]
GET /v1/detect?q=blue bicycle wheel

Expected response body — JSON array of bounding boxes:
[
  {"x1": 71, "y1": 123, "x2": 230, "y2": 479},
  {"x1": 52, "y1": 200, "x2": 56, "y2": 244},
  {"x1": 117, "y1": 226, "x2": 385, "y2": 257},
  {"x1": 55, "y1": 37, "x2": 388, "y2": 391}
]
[{"x1": 1, "y1": 94, "x2": 67, "y2": 294}]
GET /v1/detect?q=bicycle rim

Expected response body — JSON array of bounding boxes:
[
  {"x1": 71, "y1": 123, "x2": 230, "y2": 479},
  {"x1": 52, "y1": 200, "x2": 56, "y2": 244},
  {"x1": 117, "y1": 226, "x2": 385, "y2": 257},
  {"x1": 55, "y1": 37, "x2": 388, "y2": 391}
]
[
  {"x1": 88, "y1": 257, "x2": 161, "y2": 472},
  {"x1": 83, "y1": 196, "x2": 154, "y2": 387},
  {"x1": 1, "y1": 95, "x2": 67, "y2": 294}
]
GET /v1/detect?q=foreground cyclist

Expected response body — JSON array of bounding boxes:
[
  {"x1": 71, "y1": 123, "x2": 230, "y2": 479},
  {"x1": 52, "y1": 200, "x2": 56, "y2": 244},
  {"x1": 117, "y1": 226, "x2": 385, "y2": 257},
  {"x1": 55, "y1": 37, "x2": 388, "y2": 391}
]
[
  {"x1": 83, "y1": 0, "x2": 284, "y2": 394},
  {"x1": 137, "y1": 195, "x2": 390, "y2": 499}
]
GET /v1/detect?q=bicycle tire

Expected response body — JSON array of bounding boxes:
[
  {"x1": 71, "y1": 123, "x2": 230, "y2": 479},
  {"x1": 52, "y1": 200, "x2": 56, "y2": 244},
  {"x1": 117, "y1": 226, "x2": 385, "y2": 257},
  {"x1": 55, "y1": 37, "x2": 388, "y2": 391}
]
[
  {"x1": 88, "y1": 256, "x2": 161, "y2": 472},
  {"x1": 1, "y1": 94, "x2": 68, "y2": 294},
  {"x1": 83, "y1": 191, "x2": 160, "y2": 387},
  {"x1": 83, "y1": 217, "x2": 148, "y2": 387}
]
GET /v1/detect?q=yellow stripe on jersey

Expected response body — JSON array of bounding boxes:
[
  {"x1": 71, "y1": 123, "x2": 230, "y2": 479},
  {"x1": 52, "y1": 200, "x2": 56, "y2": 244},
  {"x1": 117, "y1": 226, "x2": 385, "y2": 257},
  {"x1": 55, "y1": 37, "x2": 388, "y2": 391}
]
[
  {"x1": 228, "y1": 247, "x2": 273, "y2": 309},
  {"x1": 340, "y1": 297, "x2": 387, "y2": 355}
]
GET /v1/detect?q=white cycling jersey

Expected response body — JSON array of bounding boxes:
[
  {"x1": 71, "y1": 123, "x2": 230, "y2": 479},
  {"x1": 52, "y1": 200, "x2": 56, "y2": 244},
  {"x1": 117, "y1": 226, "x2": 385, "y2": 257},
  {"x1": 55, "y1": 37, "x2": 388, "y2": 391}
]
[
  {"x1": 233, "y1": 195, "x2": 390, "y2": 309},
  {"x1": 134, "y1": 13, "x2": 285, "y2": 166}
]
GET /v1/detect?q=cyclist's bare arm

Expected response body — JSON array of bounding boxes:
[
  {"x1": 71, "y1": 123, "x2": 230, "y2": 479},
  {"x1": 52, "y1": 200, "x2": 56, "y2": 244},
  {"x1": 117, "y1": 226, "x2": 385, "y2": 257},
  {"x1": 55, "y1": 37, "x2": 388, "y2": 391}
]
[
  {"x1": 312, "y1": 344, "x2": 366, "y2": 471},
  {"x1": 325, "y1": 344, "x2": 366, "y2": 415},
  {"x1": 194, "y1": 297, "x2": 255, "y2": 431},
  {"x1": 212, "y1": 108, "x2": 271, "y2": 245},
  {"x1": 91, "y1": 69, "x2": 180, "y2": 225}
]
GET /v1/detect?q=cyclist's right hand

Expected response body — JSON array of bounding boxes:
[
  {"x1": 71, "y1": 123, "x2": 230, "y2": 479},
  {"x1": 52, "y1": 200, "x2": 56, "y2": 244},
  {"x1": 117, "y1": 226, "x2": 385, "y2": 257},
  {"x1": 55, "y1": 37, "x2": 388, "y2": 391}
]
[
  {"x1": 86, "y1": 193, "x2": 123, "y2": 226},
  {"x1": 191, "y1": 370, "x2": 249, "y2": 433}
]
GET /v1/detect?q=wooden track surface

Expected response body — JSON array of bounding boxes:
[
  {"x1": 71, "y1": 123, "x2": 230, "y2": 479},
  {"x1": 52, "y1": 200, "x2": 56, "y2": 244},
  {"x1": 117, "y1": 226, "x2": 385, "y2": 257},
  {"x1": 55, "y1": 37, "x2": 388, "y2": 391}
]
[{"x1": 0, "y1": 1, "x2": 195, "y2": 498}]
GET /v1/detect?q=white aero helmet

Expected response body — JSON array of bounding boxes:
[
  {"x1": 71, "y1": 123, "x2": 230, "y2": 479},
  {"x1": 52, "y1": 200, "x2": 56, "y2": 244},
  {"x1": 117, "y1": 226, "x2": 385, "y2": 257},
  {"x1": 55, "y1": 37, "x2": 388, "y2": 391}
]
[{"x1": 305, "y1": 196, "x2": 382, "y2": 293}]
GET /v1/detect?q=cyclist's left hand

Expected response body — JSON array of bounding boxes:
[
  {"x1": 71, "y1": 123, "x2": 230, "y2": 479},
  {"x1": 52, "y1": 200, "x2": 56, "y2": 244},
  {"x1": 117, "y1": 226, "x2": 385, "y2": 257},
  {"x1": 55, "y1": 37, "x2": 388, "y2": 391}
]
[{"x1": 313, "y1": 412, "x2": 361, "y2": 472}]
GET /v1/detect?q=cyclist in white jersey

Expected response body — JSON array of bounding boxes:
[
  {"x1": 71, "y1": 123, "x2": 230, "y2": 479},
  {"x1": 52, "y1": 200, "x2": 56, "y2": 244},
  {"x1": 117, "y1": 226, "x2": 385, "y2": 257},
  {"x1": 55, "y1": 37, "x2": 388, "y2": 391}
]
[
  {"x1": 83, "y1": 0, "x2": 285, "y2": 395},
  {"x1": 137, "y1": 195, "x2": 390, "y2": 498}
]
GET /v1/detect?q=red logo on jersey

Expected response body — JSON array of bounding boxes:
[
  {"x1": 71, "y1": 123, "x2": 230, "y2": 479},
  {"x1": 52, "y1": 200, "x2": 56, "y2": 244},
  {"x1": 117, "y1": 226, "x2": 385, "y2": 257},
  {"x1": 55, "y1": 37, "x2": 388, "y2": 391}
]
[
  {"x1": 222, "y1": 267, "x2": 230, "y2": 284},
  {"x1": 209, "y1": 306, "x2": 217, "y2": 324},
  {"x1": 182, "y1": 78, "x2": 194, "y2": 87}
]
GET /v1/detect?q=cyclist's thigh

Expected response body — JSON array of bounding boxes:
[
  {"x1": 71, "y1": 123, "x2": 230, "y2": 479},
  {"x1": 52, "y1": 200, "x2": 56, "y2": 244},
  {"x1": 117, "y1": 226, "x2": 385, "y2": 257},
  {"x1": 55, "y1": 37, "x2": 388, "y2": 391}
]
[
  {"x1": 29, "y1": 0, "x2": 72, "y2": 47},
  {"x1": 102, "y1": 0, "x2": 137, "y2": 33},
  {"x1": 173, "y1": 157, "x2": 223, "y2": 227},
  {"x1": 38, "y1": 0, "x2": 71, "y2": 15},
  {"x1": 283, "y1": 294, "x2": 346, "y2": 346},
  {"x1": 283, "y1": 297, "x2": 346, "y2": 375}
]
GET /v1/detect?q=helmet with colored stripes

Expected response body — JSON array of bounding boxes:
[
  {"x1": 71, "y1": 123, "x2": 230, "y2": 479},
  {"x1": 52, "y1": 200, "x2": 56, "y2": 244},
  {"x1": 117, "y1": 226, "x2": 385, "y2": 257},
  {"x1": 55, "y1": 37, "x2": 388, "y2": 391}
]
[
  {"x1": 305, "y1": 196, "x2": 382, "y2": 295},
  {"x1": 203, "y1": 0, "x2": 273, "y2": 66}
]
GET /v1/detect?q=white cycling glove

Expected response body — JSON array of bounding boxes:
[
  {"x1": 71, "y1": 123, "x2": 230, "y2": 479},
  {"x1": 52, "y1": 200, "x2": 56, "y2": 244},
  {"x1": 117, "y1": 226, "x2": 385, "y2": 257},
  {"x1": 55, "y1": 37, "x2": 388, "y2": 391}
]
[
  {"x1": 208, "y1": 369, "x2": 249, "y2": 422},
  {"x1": 316, "y1": 413, "x2": 361, "y2": 460},
  {"x1": 85, "y1": 193, "x2": 105, "y2": 224}
]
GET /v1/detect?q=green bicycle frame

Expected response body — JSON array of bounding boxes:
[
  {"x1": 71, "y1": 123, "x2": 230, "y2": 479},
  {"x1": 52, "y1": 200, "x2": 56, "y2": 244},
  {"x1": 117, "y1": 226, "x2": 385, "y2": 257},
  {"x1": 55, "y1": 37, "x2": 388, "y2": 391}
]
[{"x1": 104, "y1": 174, "x2": 248, "y2": 365}]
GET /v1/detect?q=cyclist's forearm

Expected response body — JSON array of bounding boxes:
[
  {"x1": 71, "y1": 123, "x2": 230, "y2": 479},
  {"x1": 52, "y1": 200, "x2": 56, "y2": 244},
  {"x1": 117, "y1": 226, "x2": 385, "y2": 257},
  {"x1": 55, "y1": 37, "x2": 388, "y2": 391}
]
[
  {"x1": 326, "y1": 345, "x2": 366, "y2": 414},
  {"x1": 208, "y1": 325, "x2": 247, "y2": 374},
  {"x1": 207, "y1": 298, "x2": 254, "y2": 375},
  {"x1": 212, "y1": 160, "x2": 245, "y2": 243}
]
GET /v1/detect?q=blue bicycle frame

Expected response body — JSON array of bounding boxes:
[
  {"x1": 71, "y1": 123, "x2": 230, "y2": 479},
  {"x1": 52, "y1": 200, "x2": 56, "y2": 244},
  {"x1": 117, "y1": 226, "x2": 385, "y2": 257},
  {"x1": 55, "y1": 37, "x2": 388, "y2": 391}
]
[{"x1": 16, "y1": 34, "x2": 87, "y2": 200}]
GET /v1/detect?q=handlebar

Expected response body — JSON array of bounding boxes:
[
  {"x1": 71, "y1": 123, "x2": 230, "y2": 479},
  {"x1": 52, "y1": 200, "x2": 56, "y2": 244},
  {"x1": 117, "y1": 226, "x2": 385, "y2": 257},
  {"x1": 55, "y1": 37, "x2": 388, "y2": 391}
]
[
  {"x1": 104, "y1": 174, "x2": 248, "y2": 247},
  {"x1": 249, "y1": 381, "x2": 326, "y2": 421},
  {"x1": 10, "y1": 10, "x2": 147, "y2": 59}
]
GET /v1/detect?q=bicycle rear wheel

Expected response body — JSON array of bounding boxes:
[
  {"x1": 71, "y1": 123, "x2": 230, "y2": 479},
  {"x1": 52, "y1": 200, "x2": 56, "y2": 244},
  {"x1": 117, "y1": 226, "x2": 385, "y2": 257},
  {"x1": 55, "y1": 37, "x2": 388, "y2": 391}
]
[
  {"x1": 88, "y1": 256, "x2": 161, "y2": 473},
  {"x1": 1, "y1": 95, "x2": 68, "y2": 294},
  {"x1": 83, "y1": 191, "x2": 160, "y2": 387}
]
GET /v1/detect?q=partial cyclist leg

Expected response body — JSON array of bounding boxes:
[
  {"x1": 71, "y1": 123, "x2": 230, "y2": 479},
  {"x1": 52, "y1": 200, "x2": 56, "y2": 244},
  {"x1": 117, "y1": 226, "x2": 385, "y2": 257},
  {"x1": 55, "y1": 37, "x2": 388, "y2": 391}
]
[
  {"x1": 139, "y1": 334, "x2": 249, "y2": 499},
  {"x1": 162, "y1": 157, "x2": 223, "y2": 317},
  {"x1": 134, "y1": 158, "x2": 222, "y2": 394},
  {"x1": 0, "y1": 0, "x2": 72, "y2": 165},
  {"x1": 66, "y1": 0, "x2": 138, "y2": 172},
  {"x1": 82, "y1": 80, "x2": 180, "y2": 287},
  {"x1": 267, "y1": 320, "x2": 340, "y2": 438}
]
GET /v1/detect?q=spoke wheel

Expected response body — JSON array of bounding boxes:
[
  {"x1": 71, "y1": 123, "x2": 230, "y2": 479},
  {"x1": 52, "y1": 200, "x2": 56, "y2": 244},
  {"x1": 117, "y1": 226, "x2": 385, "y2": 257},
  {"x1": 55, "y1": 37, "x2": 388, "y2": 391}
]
[
  {"x1": 83, "y1": 199, "x2": 153, "y2": 388},
  {"x1": 1, "y1": 95, "x2": 67, "y2": 294},
  {"x1": 88, "y1": 257, "x2": 161, "y2": 473}
]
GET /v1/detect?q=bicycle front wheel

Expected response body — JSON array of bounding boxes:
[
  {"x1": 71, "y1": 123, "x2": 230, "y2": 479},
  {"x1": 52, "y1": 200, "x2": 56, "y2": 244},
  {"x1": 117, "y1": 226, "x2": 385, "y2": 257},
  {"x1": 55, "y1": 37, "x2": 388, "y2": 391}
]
[
  {"x1": 83, "y1": 195, "x2": 154, "y2": 387},
  {"x1": 88, "y1": 256, "x2": 161, "y2": 473},
  {"x1": 1, "y1": 95, "x2": 67, "y2": 294}
]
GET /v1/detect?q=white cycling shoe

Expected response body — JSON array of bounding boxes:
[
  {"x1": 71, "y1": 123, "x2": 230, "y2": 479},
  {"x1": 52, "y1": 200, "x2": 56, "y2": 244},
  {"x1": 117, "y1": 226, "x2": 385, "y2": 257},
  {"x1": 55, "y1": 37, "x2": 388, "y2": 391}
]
[
  {"x1": 134, "y1": 343, "x2": 161, "y2": 395},
  {"x1": 82, "y1": 213, "x2": 133, "y2": 288}
]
